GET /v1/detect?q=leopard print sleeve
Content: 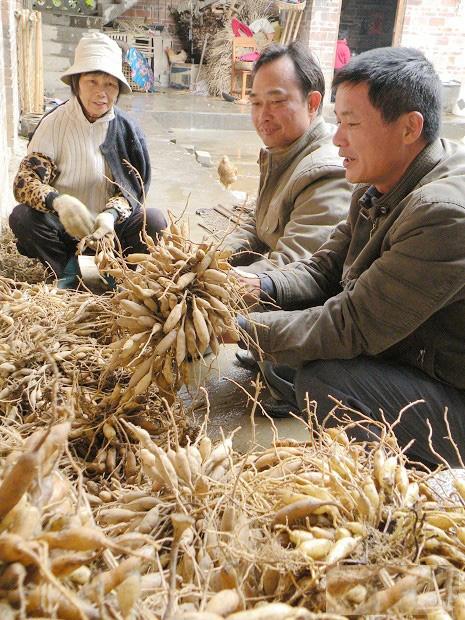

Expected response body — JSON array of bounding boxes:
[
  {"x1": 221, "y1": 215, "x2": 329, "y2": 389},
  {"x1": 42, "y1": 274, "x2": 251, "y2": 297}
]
[
  {"x1": 13, "y1": 152, "x2": 59, "y2": 212},
  {"x1": 105, "y1": 194, "x2": 132, "y2": 223}
]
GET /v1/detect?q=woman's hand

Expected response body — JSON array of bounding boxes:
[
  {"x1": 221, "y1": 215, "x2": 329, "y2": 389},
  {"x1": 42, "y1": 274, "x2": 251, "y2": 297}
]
[
  {"x1": 89, "y1": 211, "x2": 116, "y2": 241},
  {"x1": 53, "y1": 194, "x2": 94, "y2": 239}
]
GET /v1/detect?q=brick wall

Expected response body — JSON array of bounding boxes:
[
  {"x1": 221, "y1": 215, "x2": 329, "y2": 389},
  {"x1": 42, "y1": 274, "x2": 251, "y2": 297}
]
[
  {"x1": 121, "y1": 0, "x2": 179, "y2": 35},
  {"x1": 297, "y1": 0, "x2": 465, "y2": 102},
  {"x1": 0, "y1": 0, "x2": 20, "y2": 220},
  {"x1": 298, "y1": 0, "x2": 343, "y2": 102},
  {"x1": 400, "y1": 0, "x2": 465, "y2": 82}
]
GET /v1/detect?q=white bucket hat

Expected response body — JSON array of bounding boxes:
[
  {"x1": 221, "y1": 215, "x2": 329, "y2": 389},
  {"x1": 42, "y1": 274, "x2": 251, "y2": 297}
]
[{"x1": 60, "y1": 32, "x2": 131, "y2": 94}]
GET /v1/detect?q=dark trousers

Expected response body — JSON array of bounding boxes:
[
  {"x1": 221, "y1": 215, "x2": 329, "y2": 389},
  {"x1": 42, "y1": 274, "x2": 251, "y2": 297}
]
[
  {"x1": 9, "y1": 204, "x2": 167, "y2": 278},
  {"x1": 263, "y1": 357, "x2": 465, "y2": 467}
]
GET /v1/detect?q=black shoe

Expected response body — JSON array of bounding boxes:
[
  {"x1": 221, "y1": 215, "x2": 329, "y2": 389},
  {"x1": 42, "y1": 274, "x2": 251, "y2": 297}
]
[
  {"x1": 235, "y1": 349, "x2": 259, "y2": 370},
  {"x1": 262, "y1": 400, "x2": 301, "y2": 419}
]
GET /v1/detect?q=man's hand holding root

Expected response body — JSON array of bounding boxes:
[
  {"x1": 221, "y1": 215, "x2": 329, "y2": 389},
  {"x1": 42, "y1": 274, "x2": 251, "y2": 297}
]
[
  {"x1": 220, "y1": 323, "x2": 241, "y2": 345},
  {"x1": 230, "y1": 267, "x2": 261, "y2": 307},
  {"x1": 53, "y1": 194, "x2": 95, "y2": 239}
]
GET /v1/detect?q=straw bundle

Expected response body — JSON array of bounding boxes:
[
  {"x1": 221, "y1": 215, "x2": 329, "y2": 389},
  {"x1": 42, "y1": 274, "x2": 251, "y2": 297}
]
[
  {"x1": 0, "y1": 225, "x2": 47, "y2": 284},
  {"x1": 204, "y1": 0, "x2": 275, "y2": 95},
  {"x1": 15, "y1": 9, "x2": 44, "y2": 115}
]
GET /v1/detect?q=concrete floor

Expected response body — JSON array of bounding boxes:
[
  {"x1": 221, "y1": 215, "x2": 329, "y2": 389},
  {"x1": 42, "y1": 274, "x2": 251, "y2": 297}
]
[
  {"x1": 169, "y1": 127, "x2": 262, "y2": 197},
  {"x1": 117, "y1": 89, "x2": 261, "y2": 236}
]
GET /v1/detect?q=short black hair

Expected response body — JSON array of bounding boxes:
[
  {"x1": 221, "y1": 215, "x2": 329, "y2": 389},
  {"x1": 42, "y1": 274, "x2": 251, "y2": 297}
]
[
  {"x1": 332, "y1": 46, "x2": 441, "y2": 143},
  {"x1": 70, "y1": 71, "x2": 121, "y2": 100},
  {"x1": 253, "y1": 42, "x2": 325, "y2": 113}
]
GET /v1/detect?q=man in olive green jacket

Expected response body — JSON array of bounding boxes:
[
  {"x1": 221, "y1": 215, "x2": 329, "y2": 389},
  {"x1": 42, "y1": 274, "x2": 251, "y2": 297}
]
[
  {"x1": 226, "y1": 42, "x2": 351, "y2": 273},
  {"x1": 232, "y1": 47, "x2": 465, "y2": 466}
]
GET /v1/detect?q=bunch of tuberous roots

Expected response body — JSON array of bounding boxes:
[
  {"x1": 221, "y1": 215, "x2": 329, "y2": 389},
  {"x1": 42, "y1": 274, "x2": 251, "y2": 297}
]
[
  {"x1": 93, "y1": 215, "x2": 253, "y2": 405},
  {"x1": 113, "y1": 408, "x2": 465, "y2": 619},
  {"x1": 0, "y1": 276, "x2": 112, "y2": 420},
  {"x1": 0, "y1": 419, "x2": 169, "y2": 619}
]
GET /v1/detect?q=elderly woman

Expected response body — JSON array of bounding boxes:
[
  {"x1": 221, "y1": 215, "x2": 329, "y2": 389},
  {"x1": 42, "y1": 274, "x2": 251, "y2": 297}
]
[{"x1": 9, "y1": 32, "x2": 166, "y2": 285}]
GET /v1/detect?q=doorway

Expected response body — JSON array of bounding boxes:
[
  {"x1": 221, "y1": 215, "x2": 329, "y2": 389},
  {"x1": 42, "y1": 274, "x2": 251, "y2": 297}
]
[{"x1": 338, "y1": 0, "x2": 400, "y2": 56}]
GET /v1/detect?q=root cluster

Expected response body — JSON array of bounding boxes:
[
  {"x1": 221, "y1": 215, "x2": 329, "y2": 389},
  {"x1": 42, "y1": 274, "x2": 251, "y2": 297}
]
[
  {"x1": 1, "y1": 221, "x2": 465, "y2": 619},
  {"x1": 93, "y1": 216, "x2": 247, "y2": 402},
  {"x1": 2, "y1": 410, "x2": 465, "y2": 619}
]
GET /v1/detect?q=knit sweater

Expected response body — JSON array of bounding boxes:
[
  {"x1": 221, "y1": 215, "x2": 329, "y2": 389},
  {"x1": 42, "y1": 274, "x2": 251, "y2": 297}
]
[
  {"x1": 28, "y1": 96, "x2": 113, "y2": 215},
  {"x1": 13, "y1": 97, "x2": 151, "y2": 222}
]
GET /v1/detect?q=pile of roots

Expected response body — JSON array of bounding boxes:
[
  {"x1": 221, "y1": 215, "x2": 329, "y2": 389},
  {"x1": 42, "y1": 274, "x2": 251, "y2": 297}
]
[
  {"x1": 2, "y1": 221, "x2": 465, "y2": 619},
  {"x1": 0, "y1": 226, "x2": 46, "y2": 284},
  {"x1": 0, "y1": 274, "x2": 189, "y2": 485},
  {"x1": 2, "y1": 409, "x2": 465, "y2": 618}
]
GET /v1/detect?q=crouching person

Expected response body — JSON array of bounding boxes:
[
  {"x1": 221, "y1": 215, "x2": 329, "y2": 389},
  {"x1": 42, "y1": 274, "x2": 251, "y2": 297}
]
[
  {"x1": 225, "y1": 42, "x2": 352, "y2": 369},
  {"x1": 9, "y1": 32, "x2": 167, "y2": 286},
  {"x1": 228, "y1": 47, "x2": 465, "y2": 467}
]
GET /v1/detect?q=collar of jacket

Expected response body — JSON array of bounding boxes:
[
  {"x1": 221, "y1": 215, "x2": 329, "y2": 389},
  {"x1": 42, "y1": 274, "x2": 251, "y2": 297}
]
[
  {"x1": 66, "y1": 94, "x2": 115, "y2": 125},
  {"x1": 357, "y1": 139, "x2": 444, "y2": 220},
  {"x1": 259, "y1": 116, "x2": 328, "y2": 173}
]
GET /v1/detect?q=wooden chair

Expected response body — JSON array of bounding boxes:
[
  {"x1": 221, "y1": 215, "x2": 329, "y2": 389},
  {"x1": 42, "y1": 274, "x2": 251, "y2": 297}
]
[
  {"x1": 276, "y1": 0, "x2": 307, "y2": 45},
  {"x1": 230, "y1": 36, "x2": 258, "y2": 103}
]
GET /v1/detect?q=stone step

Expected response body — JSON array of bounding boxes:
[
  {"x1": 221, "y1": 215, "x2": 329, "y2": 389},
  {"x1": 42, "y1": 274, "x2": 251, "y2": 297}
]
[
  {"x1": 41, "y1": 1, "x2": 139, "y2": 97},
  {"x1": 41, "y1": 12, "x2": 104, "y2": 28},
  {"x1": 40, "y1": 1, "x2": 137, "y2": 28},
  {"x1": 100, "y1": 0, "x2": 138, "y2": 24}
]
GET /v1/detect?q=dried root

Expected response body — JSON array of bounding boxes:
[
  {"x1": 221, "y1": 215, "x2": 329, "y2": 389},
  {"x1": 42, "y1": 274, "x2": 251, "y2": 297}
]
[
  {"x1": 2, "y1": 208, "x2": 465, "y2": 619},
  {"x1": 94, "y1": 215, "x2": 250, "y2": 403}
]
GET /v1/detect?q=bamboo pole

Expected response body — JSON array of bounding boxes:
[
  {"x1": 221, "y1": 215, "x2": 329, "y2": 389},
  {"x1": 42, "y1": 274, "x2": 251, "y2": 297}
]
[
  {"x1": 34, "y1": 11, "x2": 44, "y2": 113},
  {"x1": 23, "y1": 10, "x2": 29, "y2": 114},
  {"x1": 15, "y1": 10, "x2": 25, "y2": 113},
  {"x1": 15, "y1": 9, "x2": 44, "y2": 115},
  {"x1": 193, "y1": 33, "x2": 208, "y2": 89},
  {"x1": 25, "y1": 11, "x2": 34, "y2": 114}
]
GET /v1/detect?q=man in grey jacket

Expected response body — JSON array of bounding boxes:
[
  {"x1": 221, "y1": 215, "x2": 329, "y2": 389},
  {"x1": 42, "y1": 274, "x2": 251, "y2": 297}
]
[
  {"x1": 228, "y1": 42, "x2": 351, "y2": 369},
  {"x1": 226, "y1": 42, "x2": 351, "y2": 272},
  {"x1": 231, "y1": 47, "x2": 465, "y2": 466}
]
